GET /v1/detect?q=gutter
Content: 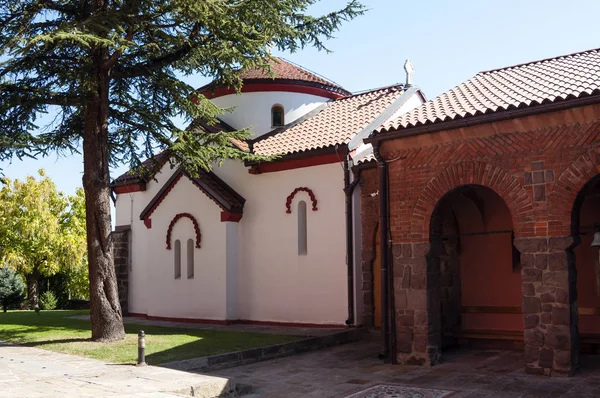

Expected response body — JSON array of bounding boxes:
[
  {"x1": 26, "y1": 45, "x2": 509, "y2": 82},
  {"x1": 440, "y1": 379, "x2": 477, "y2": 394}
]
[
  {"x1": 374, "y1": 142, "x2": 391, "y2": 361},
  {"x1": 343, "y1": 153, "x2": 360, "y2": 326}
]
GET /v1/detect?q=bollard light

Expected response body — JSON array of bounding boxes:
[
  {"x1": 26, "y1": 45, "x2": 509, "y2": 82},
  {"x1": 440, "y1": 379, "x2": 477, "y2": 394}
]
[{"x1": 137, "y1": 330, "x2": 147, "y2": 366}]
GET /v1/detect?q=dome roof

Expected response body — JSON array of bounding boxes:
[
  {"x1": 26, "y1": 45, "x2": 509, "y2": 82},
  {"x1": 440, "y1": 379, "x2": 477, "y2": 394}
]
[{"x1": 199, "y1": 57, "x2": 350, "y2": 99}]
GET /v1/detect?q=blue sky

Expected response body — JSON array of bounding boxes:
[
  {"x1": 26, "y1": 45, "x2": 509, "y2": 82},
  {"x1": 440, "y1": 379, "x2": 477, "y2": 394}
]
[{"x1": 3, "y1": 0, "x2": 600, "y2": 198}]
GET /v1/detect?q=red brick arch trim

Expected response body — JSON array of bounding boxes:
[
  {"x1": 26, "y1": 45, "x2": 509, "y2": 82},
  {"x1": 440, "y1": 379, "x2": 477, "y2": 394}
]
[
  {"x1": 286, "y1": 187, "x2": 318, "y2": 214},
  {"x1": 410, "y1": 162, "x2": 534, "y2": 241},
  {"x1": 548, "y1": 148, "x2": 600, "y2": 236},
  {"x1": 166, "y1": 213, "x2": 201, "y2": 250}
]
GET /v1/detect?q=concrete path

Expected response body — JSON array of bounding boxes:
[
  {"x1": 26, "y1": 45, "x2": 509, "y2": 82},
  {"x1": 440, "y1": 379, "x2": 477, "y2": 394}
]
[{"x1": 0, "y1": 342, "x2": 235, "y2": 398}]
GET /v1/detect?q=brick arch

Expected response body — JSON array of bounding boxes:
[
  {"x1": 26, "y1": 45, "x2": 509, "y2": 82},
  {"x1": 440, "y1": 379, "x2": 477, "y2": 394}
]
[
  {"x1": 166, "y1": 213, "x2": 201, "y2": 250},
  {"x1": 548, "y1": 148, "x2": 600, "y2": 236},
  {"x1": 410, "y1": 162, "x2": 534, "y2": 240}
]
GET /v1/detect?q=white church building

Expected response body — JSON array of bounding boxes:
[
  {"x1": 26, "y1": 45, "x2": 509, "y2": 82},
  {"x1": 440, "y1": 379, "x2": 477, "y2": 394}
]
[{"x1": 111, "y1": 58, "x2": 424, "y2": 326}]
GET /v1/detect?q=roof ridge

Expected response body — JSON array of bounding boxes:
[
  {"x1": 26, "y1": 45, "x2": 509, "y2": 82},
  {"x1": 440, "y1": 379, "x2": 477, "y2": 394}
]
[
  {"x1": 339, "y1": 83, "x2": 404, "y2": 100},
  {"x1": 276, "y1": 56, "x2": 346, "y2": 91},
  {"x1": 479, "y1": 47, "x2": 600, "y2": 74}
]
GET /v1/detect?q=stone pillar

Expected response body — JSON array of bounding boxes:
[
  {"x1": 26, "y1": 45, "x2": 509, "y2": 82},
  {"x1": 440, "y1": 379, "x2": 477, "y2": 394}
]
[
  {"x1": 515, "y1": 236, "x2": 578, "y2": 377},
  {"x1": 112, "y1": 228, "x2": 130, "y2": 316},
  {"x1": 392, "y1": 241, "x2": 440, "y2": 366}
]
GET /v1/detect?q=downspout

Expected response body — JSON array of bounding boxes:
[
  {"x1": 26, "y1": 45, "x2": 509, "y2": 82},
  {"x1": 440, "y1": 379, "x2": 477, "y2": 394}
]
[
  {"x1": 374, "y1": 142, "x2": 390, "y2": 361},
  {"x1": 344, "y1": 153, "x2": 360, "y2": 326}
]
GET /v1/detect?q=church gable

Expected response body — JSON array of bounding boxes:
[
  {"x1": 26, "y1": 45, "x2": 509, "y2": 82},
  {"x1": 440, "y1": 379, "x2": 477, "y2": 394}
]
[{"x1": 139, "y1": 167, "x2": 245, "y2": 228}]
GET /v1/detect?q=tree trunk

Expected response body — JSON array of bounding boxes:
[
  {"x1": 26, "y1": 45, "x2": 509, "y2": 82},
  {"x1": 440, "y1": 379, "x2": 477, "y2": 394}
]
[
  {"x1": 82, "y1": 43, "x2": 125, "y2": 342},
  {"x1": 26, "y1": 271, "x2": 39, "y2": 308}
]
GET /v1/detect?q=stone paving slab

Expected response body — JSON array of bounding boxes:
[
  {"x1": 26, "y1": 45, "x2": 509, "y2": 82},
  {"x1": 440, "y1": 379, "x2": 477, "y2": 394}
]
[
  {"x1": 211, "y1": 335, "x2": 600, "y2": 398},
  {"x1": 0, "y1": 342, "x2": 235, "y2": 398}
]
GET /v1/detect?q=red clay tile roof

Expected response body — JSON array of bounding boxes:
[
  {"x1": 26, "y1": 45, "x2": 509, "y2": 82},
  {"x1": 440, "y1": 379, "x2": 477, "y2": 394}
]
[
  {"x1": 199, "y1": 57, "x2": 350, "y2": 96},
  {"x1": 377, "y1": 48, "x2": 600, "y2": 133},
  {"x1": 111, "y1": 119, "x2": 246, "y2": 186},
  {"x1": 252, "y1": 85, "x2": 405, "y2": 156},
  {"x1": 112, "y1": 149, "x2": 172, "y2": 186}
]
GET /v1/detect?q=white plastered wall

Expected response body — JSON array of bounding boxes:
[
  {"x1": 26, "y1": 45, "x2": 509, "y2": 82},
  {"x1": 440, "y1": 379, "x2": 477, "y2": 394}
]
[
  {"x1": 214, "y1": 160, "x2": 348, "y2": 325},
  {"x1": 115, "y1": 164, "x2": 228, "y2": 319},
  {"x1": 211, "y1": 91, "x2": 329, "y2": 137}
]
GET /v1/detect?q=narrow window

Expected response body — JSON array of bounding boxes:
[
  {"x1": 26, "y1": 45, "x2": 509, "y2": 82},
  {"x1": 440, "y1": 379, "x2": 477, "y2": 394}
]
[
  {"x1": 271, "y1": 105, "x2": 284, "y2": 127},
  {"x1": 174, "y1": 239, "x2": 181, "y2": 279},
  {"x1": 298, "y1": 200, "x2": 307, "y2": 255},
  {"x1": 187, "y1": 239, "x2": 194, "y2": 279}
]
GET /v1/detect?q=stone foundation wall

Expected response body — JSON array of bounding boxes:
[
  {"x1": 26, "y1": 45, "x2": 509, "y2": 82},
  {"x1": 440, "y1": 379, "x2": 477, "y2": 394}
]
[{"x1": 112, "y1": 228, "x2": 130, "y2": 316}]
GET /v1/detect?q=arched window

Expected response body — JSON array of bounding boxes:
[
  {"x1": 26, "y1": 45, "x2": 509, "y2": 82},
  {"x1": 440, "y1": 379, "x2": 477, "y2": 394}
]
[
  {"x1": 187, "y1": 239, "x2": 194, "y2": 279},
  {"x1": 174, "y1": 240, "x2": 181, "y2": 279},
  {"x1": 271, "y1": 105, "x2": 284, "y2": 127},
  {"x1": 298, "y1": 200, "x2": 307, "y2": 255}
]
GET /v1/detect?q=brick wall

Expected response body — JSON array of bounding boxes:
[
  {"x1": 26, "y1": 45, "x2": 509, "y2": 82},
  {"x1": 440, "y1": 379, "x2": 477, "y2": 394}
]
[
  {"x1": 358, "y1": 167, "x2": 379, "y2": 327},
  {"x1": 112, "y1": 229, "x2": 130, "y2": 316},
  {"x1": 361, "y1": 104, "x2": 600, "y2": 376}
]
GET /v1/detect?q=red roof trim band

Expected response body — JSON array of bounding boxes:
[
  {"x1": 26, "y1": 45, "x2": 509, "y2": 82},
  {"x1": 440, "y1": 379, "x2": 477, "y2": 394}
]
[
  {"x1": 166, "y1": 213, "x2": 201, "y2": 250},
  {"x1": 251, "y1": 152, "x2": 341, "y2": 174},
  {"x1": 113, "y1": 182, "x2": 146, "y2": 194},
  {"x1": 286, "y1": 187, "x2": 318, "y2": 214},
  {"x1": 202, "y1": 83, "x2": 344, "y2": 100}
]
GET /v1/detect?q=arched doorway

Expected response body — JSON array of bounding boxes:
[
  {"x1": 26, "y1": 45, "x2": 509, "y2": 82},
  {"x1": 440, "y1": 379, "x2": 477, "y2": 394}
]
[
  {"x1": 572, "y1": 174, "x2": 600, "y2": 357},
  {"x1": 429, "y1": 185, "x2": 523, "y2": 353}
]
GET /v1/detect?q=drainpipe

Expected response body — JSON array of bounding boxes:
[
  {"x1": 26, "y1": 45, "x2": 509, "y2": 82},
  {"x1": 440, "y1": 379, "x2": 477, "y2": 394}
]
[
  {"x1": 374, "y1": 142, "x2": 390, "y2": 361},
  {"x1": 344, "y1": 153, "x2": 360, "y2": 326}
]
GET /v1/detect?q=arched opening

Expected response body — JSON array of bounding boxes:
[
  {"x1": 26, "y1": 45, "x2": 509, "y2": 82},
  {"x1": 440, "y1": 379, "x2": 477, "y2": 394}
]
[
  {"x1": 271, "y1": 104, "x2": 284, "y2": 127},
  {"x1": 429, "y1": 185, "x2": 522, "y2": 354},
  {"x1": 572, "y1": 173, "x2": 600, "y2": 358},
  {"x1": 298, "y1": 200, "x2": 307, "y2": 255}
]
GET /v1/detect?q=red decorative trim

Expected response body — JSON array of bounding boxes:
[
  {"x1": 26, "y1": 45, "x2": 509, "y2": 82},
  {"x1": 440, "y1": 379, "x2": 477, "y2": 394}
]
[
  {"x1": 129, "y1": 313, "x2": 231, "y2": 325},
  {"x1": 143, "y1": 172, "x2": 185, "y2": 225},
  {"x1": 201, "y1": 82, "x2": 344, "y2": 100},
  {"x1": 128, "y1": 313, "x2": 346, "y2": 328},
  {"x1": 113, "y1": 182, "x2": 146, "y2": 194},
  {"x1": 286, "y1": 187, "x2": 318, "y2": 214},
  {"x1": 231, "y1": 319, "x2": 346, "y2": 328},
  {"x1": 114, "y1": 225, "x2": 131, "y2": 232},
  {"x1": 221, "y1": 211, "x2": 243, "y2": 222},
  {"x1": 144, "y1": 218, "x2": 152, "y2": 229},
  {"x1": 252, "y1": 153, "x2": 340, "y2": 174},
  {"x1": 166, "y1": 213, "x2": 201, "y2": 249}
]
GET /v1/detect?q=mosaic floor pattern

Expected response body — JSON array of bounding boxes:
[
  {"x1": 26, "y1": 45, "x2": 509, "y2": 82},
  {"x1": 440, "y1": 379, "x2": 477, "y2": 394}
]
[{"x1": 344, "y1": 384, "x2": 454, "y2": 398}]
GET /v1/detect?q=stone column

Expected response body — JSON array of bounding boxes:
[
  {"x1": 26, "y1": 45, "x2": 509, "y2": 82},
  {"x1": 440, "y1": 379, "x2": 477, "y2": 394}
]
[
  {"x1": 392, "y1": 242, "x2": 440, "y2": 366},
  {"x1": 112, "y1": 229, "x2": 130, "y2": 316},
  {"x1": 515, "y1": 236, "x2": 578, "y2": 377}
]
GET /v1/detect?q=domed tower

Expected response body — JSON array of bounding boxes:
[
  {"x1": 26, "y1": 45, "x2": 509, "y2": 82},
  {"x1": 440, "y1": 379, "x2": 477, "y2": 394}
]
[{"x1": 199, "y1": 57, "x2": 350, "y2": 138}]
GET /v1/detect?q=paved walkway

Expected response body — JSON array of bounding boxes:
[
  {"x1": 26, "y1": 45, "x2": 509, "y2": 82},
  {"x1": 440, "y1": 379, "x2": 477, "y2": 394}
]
[
  {"x1": 0, "y1": 342, "x2": 234, "y2": 398},
  {"x1": 210, "y1": 337, "x2": 600, "y2": 398}
]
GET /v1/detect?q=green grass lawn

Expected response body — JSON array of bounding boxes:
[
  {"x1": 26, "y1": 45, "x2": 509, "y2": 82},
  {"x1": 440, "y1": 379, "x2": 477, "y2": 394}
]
[{"x1": 0, "y1": 310, "x2": 297, "y2": 365}]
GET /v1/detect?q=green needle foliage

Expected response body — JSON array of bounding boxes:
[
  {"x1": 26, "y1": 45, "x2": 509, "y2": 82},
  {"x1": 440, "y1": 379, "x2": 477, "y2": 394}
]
[
  {"x1": 0, "y1": 266, "x2": 25, "y2": 312},
  {"x1": 0, "y1": 0, "x2": 365, "y2": 341}
]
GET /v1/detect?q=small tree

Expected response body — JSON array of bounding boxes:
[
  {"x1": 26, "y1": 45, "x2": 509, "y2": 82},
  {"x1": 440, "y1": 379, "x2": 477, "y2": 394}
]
[
  {"x1": 0, "y1": 171, "x2": 88, "y2": 307},
  {"x1": 0, "y1": 267, "x2": 25, "y2": 312}
]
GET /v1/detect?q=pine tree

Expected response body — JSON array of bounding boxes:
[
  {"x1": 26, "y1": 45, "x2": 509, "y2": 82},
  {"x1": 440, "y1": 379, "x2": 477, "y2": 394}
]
[
  {"x1": 0, "y1": 267, "x2": 25, "y2": 312},
  {"x1": 0, "y1": 0, "x2": 365, "y2": 341}
]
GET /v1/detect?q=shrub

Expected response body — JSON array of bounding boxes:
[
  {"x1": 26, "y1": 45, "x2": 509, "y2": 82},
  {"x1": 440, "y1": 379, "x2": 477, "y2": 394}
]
[
  {"x1": 0, "y1": 267, "x2": 25, "y2": 312},
  {"x1": 39, "y1": 290, "x2": 58, "y2": 310}
]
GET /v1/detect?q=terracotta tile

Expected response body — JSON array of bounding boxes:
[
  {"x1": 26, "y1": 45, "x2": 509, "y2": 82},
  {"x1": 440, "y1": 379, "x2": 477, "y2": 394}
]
[{"x1": 378, "y1": 48, "x2": 600, "y2": 133}]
